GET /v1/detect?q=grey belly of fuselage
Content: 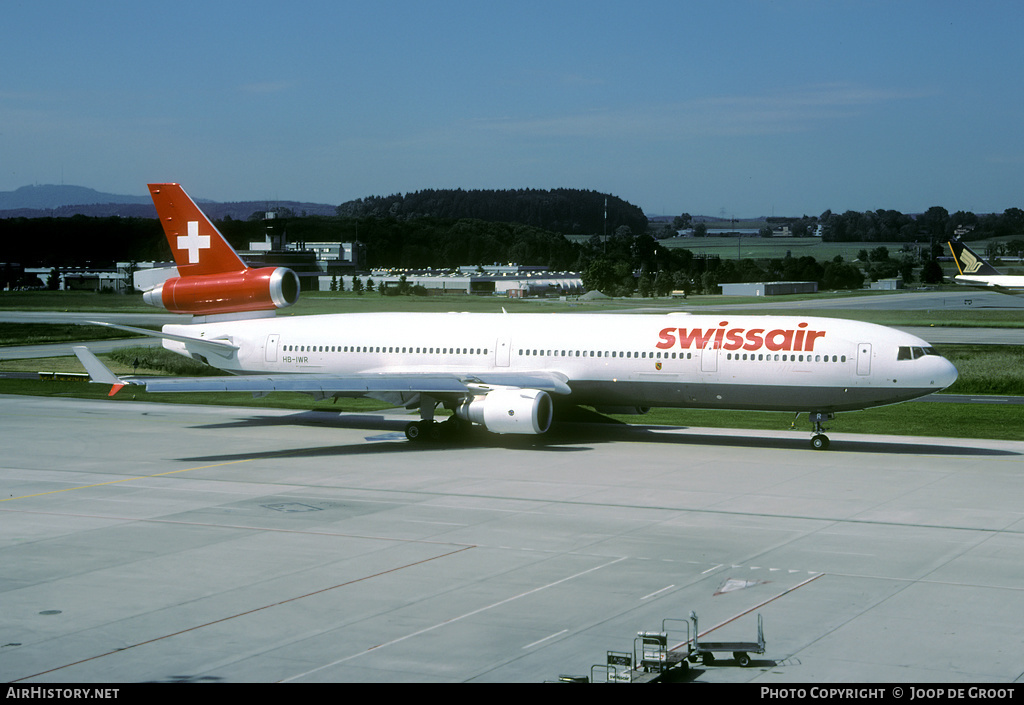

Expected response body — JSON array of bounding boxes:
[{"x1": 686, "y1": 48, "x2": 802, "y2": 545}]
[{"x1": 563, "y1": 378, "x2": 932, "y2": 413}]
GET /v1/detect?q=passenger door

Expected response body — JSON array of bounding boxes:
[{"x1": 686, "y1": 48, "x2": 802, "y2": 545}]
[{"x1": 856, "y1": 343, "x2": 871, "y2": 376}]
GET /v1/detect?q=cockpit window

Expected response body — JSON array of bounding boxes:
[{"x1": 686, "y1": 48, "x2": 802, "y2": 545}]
[{"x1": 897, "y1": 346, "x2": 939, "y2": 360}]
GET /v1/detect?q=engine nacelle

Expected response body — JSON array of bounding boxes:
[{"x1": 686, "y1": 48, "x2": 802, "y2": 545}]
[
  {"x1": 454, "y1": 388, "x2": 553, "y2": 435},
  {"x1": 143, "y1": 267, "x2": 300, "y2": 315}
]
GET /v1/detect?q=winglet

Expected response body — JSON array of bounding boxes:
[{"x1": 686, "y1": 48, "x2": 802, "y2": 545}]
[{"x1": 73, "y1": 346, "x2": 127, "y2": 396}]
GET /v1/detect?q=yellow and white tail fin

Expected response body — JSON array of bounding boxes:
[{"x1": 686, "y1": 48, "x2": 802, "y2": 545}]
[{"x1": 947, "y1": 238, "x2": 1002, "y2": 277}]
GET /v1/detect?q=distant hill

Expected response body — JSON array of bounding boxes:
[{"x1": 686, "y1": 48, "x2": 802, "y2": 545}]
[
  {"x1": 0, "y1": 184, "x2": 338, "y2": 220},
  {"x1": 0, "y1": 184, "x2": 153, "y2": 210},
  {"x1": 0, "y1": 184, "x2": 646, "y2": 232}
]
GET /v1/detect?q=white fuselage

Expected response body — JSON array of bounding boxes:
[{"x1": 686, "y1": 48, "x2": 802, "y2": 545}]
[
  {"x1": 954, "y1": 274, "x2": 1024, "y2": 294},
  {"x1": 162, "y1": 312, "x2": 958, "y2": 413}
]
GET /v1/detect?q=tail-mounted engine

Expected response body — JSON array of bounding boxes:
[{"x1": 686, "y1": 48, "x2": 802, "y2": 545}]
[
  {"x1": 143, "y1": 267, "x2": 300, "y2": 316},
  {"x1": 454, "y1": 388, "x2": 553, "y2": 435}
]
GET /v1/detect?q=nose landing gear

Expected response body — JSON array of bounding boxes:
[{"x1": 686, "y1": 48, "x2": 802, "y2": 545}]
[{"x1": 808, "y1": 411, "x2": 834, "y2": 450}]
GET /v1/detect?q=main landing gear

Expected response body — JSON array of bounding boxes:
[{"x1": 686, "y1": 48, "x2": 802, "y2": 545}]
[
  {"x1": 404, "y1": 393, "x2": 464, "y2": 442},
  {"x1": 404, "y1": 417, "x2": 463, "y2": 442}
]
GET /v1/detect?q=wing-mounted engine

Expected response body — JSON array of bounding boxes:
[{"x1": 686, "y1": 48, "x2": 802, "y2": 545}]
[
  {"x1": 143, "y1": 266, "x2": 300, "y2": 315},
  {"x1": 454, "y1": 388, "x2": 553, "y2": 435}
]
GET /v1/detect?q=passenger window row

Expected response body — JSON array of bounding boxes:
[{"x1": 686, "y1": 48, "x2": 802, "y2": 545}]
[
  {"x1": 283, "y1": 345, "x2": 488, "y2": 355},
  {"x1": 726, "y1": 353, "x2": 848, "y2": 363},
  {"x1": 517, "y1": 349, "x2": 695, "y2": 360}
]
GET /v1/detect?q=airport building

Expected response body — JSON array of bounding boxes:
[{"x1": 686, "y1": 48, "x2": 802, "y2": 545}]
[
  {"x1": 720, "y1": 281, "x2": 818, "y2": 296},
  {"x1": 334, "y1": 266, "x2": 584, "y2": 297},
  {"x1": 22, "y1": 266, "x2": 126, "y2": 292}
]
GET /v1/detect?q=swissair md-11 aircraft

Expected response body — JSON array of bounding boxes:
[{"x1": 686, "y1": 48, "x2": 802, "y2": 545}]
[{"x1": 75, "y1": 183, "x2": 958, "y2": 450}]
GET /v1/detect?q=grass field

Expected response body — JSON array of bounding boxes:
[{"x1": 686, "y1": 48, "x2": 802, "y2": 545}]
[
  {"x1": 5, "y1": 289, "x2": 1024, "y2": 336},
  {"x1": 655, "y1": 235, "x2": 1024, "y2": 272},
  {"x1": 659, "y1": 236, "x2": 876, "y2": 262}
]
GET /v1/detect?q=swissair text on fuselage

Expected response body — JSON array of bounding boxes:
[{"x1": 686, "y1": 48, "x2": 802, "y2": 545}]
[{"x1": 657, "y1": 321, "x2": 826, "y2": 353}]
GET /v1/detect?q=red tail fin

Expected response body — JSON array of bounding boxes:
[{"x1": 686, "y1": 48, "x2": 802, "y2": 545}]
[{"x1": 148, "y1": 183, "x2": 247, "y2": 276}]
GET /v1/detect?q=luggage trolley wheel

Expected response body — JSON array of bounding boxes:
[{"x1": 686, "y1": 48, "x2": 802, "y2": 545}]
[{"x1": 734, "y1": 651, "x2": 751, "y2": 667}]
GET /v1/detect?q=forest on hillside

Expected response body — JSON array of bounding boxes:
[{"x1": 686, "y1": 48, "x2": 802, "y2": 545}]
[
  {"x1": 335, "y1": 188, "x2": 648, "y2": 236},
  {"x1": 4, "y1": 190, "x2": 1024, "y2": 295}
]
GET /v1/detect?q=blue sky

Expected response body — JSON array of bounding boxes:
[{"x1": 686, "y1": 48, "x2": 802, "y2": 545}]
[{"x1": 3, "y1": 0, "x2": 1023, "y2": 217}]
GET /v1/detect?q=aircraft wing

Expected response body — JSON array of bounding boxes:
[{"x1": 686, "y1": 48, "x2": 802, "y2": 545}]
[
  {"x1": 143, "y1": 371, "x2": 571, "y2": 396},
  {"x1": 72, "y1": 346, "x2": 571, "y2": 397}
]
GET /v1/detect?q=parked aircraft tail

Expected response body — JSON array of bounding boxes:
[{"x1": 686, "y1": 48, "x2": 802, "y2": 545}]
[
  {"x1": 149, "y1": 183, "x2": 248, "y2": 276},
  {"x1": 947, "y1": 238, "x2": 1003, "y2": 277},
  {"x1": 142, "y1": 183, "x2": 300, "y2": 316}
]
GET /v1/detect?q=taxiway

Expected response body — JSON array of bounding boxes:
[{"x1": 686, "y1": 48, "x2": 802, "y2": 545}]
[{"x1": 2, "y1": 395, "x2": 1023, "y2": 683}]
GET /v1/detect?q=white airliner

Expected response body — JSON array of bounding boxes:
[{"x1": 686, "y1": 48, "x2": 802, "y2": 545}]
[
  {"x1": 75, "y1": 183, "x2": 958, "y2": 450},
  {"x1": 947, "y1": 238, "x2": 1024, "y2": 294}
]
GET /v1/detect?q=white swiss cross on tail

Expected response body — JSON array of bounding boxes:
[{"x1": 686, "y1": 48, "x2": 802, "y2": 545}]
[{"x1": 177, "y1": 221, "x2": 211, "y2": 264}]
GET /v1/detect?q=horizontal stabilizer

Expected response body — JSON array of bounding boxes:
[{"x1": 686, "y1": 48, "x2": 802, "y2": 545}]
[{"x1": 85, "y1": 320, "x2": 238, "y2": 359}]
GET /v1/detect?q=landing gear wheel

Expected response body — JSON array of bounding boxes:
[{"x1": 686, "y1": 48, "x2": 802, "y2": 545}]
[
  {"x1": 811, "y1": 434, "x2": 830, "y2": 450},
  {"x1": 407, "y1": 419, "x2": 464, "y2": 442},
  {"x1": 405, "y1": 421, "x2": 423, "y2": 441},
  {"x1": 808, "y1": 411, "x2": 834, "y2": 450}
]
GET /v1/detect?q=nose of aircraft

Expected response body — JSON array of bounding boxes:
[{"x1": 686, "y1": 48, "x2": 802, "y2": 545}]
[{"x1": 931, "y1": 354, "x2": 959, "y2": 391}]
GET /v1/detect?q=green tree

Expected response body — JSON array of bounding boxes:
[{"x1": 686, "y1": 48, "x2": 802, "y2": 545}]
[
  {"x1": 672, "y1": 213, "x2": 692, "y2": 229},
  {"x1": 898, "y1": 259, "x2": 916, "y2": 284},
  {"x1": 654, "y1": 271, "x2": 674, "y2": 297},
  {"x1": 1003, "y1": 208, "x2": 1024, "y2": 234},
  {"x1": 920, "y1": 259, "x2": 944, "y2": 284},
  {"x1": 581, "y1": 258, "x2": 616, "y2": 294},
  {"x1": 822, "y1": 257, "x2": 865, "y2": 290},
  {"x1": 637, "y1": 270, "x2": 654, "y2": 297},
  {"x1": 610, "y1": 261, "x2": 636, "y2": 296},
  {"x1": 700, "y1": 270, "x2": 721, "y2": 295},
  {"x1": 919, "y1": 206, "x2": 950, "y2": 243}
]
